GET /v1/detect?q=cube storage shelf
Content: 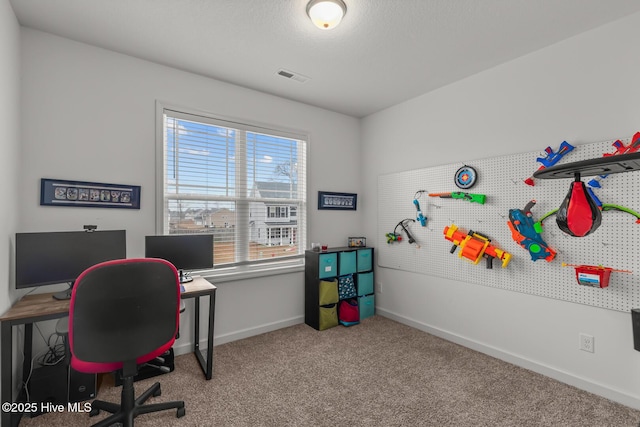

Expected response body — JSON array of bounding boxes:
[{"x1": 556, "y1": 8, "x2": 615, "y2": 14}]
[{"x1": 305, "y1": 246, "x2": 375, "y2": 330}]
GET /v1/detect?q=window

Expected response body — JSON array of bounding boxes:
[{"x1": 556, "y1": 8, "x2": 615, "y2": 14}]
[{"x1": 157, "y1": 104, "x2": 307, "y2": 271}]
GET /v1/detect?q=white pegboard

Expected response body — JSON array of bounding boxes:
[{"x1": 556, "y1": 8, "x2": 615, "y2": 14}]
[{"x1": 377, "y1": 135, "x2": 640, "y2": 312}]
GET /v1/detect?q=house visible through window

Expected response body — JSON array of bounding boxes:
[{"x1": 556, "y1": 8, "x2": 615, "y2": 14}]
[{"x1": 158, "y1": 105, "x2": 307, "y2": 269}]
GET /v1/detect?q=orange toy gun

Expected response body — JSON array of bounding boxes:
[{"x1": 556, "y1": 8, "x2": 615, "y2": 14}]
[{"x1": 444, "y1": 224, "x2": 512, "y2": 269}]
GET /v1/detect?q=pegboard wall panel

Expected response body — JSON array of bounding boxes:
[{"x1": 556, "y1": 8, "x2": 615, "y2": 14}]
[{"x1": 377, "y1": 135, "x2": 640, "y2": 312}]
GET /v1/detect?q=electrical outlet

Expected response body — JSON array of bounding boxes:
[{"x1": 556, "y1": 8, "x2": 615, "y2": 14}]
[
  {"x1": 377, "y1": 282, "x2": 383, "y2": 294},
  {"x1": 579, "y1": 333, "x2": 595, "y2": 353}
]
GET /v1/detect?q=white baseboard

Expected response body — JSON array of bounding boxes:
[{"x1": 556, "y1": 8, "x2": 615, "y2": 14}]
[
  {"x1": 173, "y1": 315, "x2": 304, "y2": 356},
  {"x1": 377, "y1": 308, "x2": 640, "y2": 411}
]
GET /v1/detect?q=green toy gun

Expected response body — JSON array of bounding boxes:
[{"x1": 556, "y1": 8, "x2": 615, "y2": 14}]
[{"x1": 428, "y1": 192, "x2": 486, "y2": 205}]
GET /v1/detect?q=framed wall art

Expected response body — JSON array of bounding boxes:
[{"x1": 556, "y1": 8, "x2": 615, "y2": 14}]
[
  {"x1": 318, "y1": 191, "x2": 357, "y2": 210},
  {"x1": 40, "y1": 178, "x2": 141, "y2": 209}
]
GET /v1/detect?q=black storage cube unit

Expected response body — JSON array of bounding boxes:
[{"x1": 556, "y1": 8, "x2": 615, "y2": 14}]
[{"x1": 305, "y1": 247, "x2": 375, "y2": 330}]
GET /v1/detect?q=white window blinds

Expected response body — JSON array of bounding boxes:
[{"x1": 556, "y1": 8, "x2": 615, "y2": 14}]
[{"x1": 160, "y1": 107, "x2": 307, "y2": 268}]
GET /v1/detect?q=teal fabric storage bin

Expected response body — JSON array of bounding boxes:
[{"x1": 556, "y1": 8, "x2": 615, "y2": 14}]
[
  {"x1": 339, "y1": 251, "x2": 357, "y2": 275},
  {"x1": 359, "y1": 295, "x2": 375, "y2": 320},
  {"x1": 318, "y1": 253, "x2": 338, "y2": 279},
  {"x1": 357, "y1": 272, "x2": 374, "y2": 296},
  {"x1": 357, "y1": 248, "x2": 373, "y2": 272}
]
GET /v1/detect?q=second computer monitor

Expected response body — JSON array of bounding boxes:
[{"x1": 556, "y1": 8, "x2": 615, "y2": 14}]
[{"x1": 145, "y1": 234, "x2": 214, "y2": 283}]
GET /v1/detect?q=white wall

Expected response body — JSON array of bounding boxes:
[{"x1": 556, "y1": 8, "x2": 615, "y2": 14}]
[
  {"x1": 18, "y1": 28, "x2": 362, "y2": 350},
  {"x1": 0, "y1": 2, "x2": 21, "y2": 309},
  {"x1": 1, "y1": 0, "x2": 22, "y2": 398},
  {"x1": 362, "y1": 12, "x2": 640, "y2": 408}
]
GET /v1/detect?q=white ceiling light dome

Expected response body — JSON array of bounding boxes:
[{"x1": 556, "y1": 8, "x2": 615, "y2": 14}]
[{"x1": 306, "y1": 0, "x2": 347, "y2": 30}]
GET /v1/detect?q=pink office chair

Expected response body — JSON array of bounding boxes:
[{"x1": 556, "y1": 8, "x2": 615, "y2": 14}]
[{"x1": 68, "y1": 258, "x2": 186, "y2": 427}]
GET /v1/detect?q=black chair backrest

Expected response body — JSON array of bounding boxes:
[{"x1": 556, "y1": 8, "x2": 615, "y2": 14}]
[{"x1": 70, "y1": 258, "x2": 179, "y2": 365}]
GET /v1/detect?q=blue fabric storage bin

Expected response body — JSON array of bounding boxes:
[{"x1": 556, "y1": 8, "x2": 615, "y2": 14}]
[
  {"x1": 358, "y1": 295, "x2": 375, "y2": 320},
  {"x1": 357, "y1": 272, "x2": 374, "y2": 296},
  {"x1": 339, "y1": 251, "x2": 357, "y2": 275},
  {"x1": 318, "y1": 253, "x2": 338, "y2": 279},
  {"x1": 357, "y1": 248, "x2": 373, "y2": 272}
]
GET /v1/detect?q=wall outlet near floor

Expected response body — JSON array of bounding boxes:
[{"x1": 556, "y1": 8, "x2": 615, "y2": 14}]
[
  {"x1": 579, "y1": 333, "x2": 595, "y2": 353},
  {"x1": 376, "y1": 282, "x2": 383, "y2": 294}
]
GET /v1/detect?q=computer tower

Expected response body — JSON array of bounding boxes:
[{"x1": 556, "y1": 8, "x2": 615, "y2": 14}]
[
  {"x1": 68, "y1": 366, "x2": 96, "y2": 402},
  {"x1": 27, "y1": 363, "x2": 68, "y2": 417},
  {"x1": 29, "y1": 363, "x2": 67, "y2": 404}
]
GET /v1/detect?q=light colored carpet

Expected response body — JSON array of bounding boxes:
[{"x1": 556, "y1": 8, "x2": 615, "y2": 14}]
[{"x1": 18, "y1": 315, "x2": 640, "y2": 426}]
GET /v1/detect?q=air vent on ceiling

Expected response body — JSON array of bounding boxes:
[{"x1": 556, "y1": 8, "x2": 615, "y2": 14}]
[{"x1": 277, "y1": 69, "x2": 310, "y2": 83}]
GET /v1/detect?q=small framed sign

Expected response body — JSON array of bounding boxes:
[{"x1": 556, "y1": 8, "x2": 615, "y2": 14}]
[
  {"x1": 318, "y1": 191, "x2": 357, "y2": 210},
  {"x1": 40, "y1": 178, "x2": 141, "y2": 209}
]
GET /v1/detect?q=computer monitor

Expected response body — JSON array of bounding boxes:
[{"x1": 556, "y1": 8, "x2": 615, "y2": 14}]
[
  {"x1": 145, "y1": 234, "x2": 214, "y2": 283},
  {"x1": 15, "y1": 229, "x2": 127, "y2": 299}
]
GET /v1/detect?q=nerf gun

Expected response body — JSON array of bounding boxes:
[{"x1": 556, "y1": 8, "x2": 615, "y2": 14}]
[
  {"x1": 507, "y1": 200, "x2": 556, "y2": 262},
  {"x1": 428, "y1": 192, "x2": 486, "y2": 205},
  {"x1": 588, "y1": 132, "x2": 640, "y2": 188},
  {"x1": 386, "y1": 232, "x2": 402, "y2": 244},
  {"x1": 398, "y1": 219, "x2": 418, "y2": 246},
  {"x1": 561, "y1": 262, "x2": 632, "y2": 288},
  {"x1": 443, "y1": 224, "x2": 511, "y2": 269},
  {"x1": 387, "y1": 219, "x2": 420, "y2": 247},
  {"x1": 524, "y1": 141, "x2": 574, "y2": 186},
  {"x1": 413, "y1": 199, "x2": 427, "y2": 226}
]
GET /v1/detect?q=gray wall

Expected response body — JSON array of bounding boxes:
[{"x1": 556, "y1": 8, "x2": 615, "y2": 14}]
[{"x1": 361, "y1": 11, "x2": 640, "y2": 408}]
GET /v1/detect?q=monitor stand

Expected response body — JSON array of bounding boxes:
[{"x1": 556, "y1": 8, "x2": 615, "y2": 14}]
[
  {"x1": 178, "y1": 270, "x2": 193, "y2": 284},
  {"x1": 52, "y1": 283, "x2": 73, "y2": 300}
]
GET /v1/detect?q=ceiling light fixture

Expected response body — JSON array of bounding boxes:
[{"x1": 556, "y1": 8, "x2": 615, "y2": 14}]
[{"x1": 306, "y1": 0, "x2": 347, "y2": 30}]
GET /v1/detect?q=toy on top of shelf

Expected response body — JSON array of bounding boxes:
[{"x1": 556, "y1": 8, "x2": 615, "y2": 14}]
[
  {"x1": 507, "y1": 200, "x2": 556, "y2": 262},
  {"x1": 454, "y1": 165, "x2": 478, "y2": 189},
  {"x1": 443, "y1": 224, "x2": 511, "y2": 269},
  {"x1": 428, "y1": 191, "x2": 486, "y2": 205},
  {"x1": 602, "y1": 132, "x2": 640, "y2": 157},
  {"x1": 587, "y1": 132, "x2": 640, "y2": 189},
  {"x1": 524, "y1": 141, "x2": 575, "y2": 186},
  {"x1": 413, "y1": 190, "x2": 427, "y2": 227},
  {"x1": 561, "y1": 262, "x2": 632, "y2": 288}
]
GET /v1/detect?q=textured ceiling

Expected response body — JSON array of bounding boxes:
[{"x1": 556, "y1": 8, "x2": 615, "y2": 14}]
[{"x1": 10, "y1": 0, "x2": 640, "y2": 118}]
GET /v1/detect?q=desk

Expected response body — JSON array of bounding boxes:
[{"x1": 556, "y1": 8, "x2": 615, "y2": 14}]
[{"x1": 0, "y1": 276, "x2": 216, "y2": 427}]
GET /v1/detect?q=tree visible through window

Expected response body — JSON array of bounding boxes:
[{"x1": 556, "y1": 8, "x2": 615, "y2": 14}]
[{"x1": 159, "y1": 106, "x2": 307, "y2": 268}]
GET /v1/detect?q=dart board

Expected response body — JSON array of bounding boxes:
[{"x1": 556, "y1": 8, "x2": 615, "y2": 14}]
[{"x1": 454, "y1": 165, "x2": 477, "y2": 189}]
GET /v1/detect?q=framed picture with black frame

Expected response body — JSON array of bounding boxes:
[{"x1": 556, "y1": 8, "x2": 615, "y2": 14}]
[
  {"x1": 318, "y1": 191, "x2": 357, "y2": 210},
  {"x1": 40, "y1": 178, "x2": 141, "y2": 209}
]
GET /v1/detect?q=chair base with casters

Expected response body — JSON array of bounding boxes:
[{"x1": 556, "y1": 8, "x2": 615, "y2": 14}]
[{"x1": 89, "y1": 361, "x2": 185, "y2": 427}]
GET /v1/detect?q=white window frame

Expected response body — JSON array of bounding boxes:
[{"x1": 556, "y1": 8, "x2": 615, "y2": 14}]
[{"x1": 155, "y1": 101, "x2": 308, "y2": 282}]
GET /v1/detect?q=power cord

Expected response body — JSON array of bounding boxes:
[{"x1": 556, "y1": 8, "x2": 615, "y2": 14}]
[{"x1": 34, "y1": 324, "x2": 65, "y2": 366}]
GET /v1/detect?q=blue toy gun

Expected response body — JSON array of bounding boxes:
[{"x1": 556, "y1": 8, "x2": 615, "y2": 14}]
[
  {"x1": 524, "y1": 141, "x2": 574, "y2": 186},
  {"x1": 413, "y1": 199, "x2": 427, "y2": 226},
  {"x1": 507, "y1": 200, "x2": 556, "y2": 262}
]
